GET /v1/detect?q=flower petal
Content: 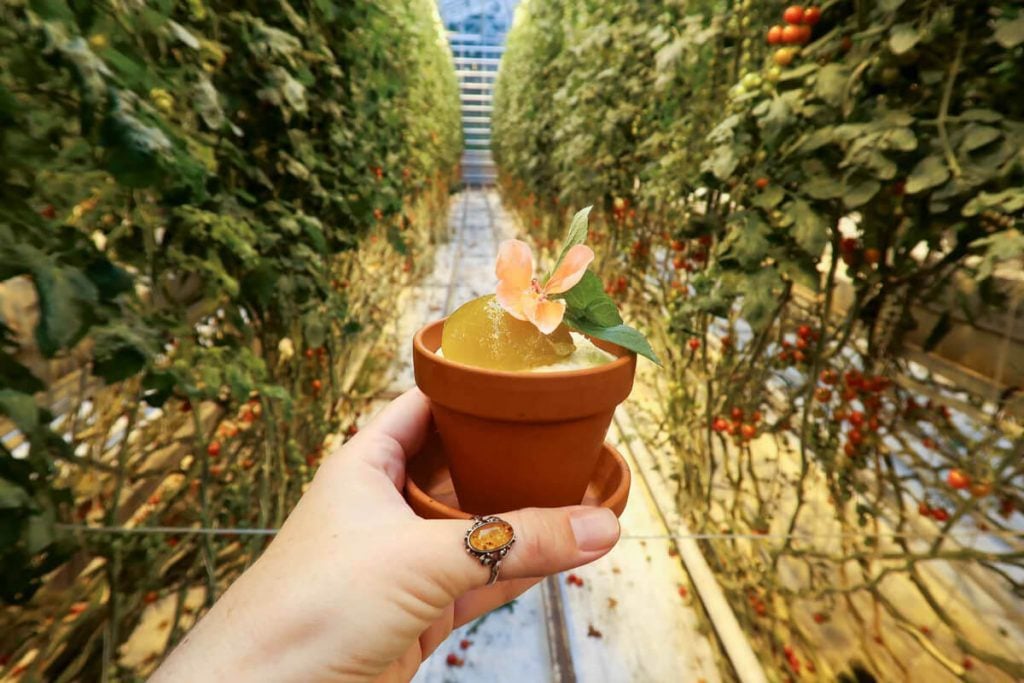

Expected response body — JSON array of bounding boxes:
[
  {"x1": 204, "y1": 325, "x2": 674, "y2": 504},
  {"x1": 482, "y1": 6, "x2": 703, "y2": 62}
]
[
  {"x1": 527, "y1": 298, "x2": 567, "y2": 335},
  {"x1": 496, "y1": 280, "x2": 530, "y2": 321},
  {"x1": 496, "y1": 239, "x2": 534, "y2": 291},
  {"x1": 543, "y1": 245, "x2": 594, "y2": 295}
]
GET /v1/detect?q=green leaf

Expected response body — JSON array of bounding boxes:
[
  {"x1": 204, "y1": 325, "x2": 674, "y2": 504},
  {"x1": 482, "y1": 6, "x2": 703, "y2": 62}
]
[
  {"x1": 561, "y1": 271, "x2": 622, "y2": 327},
  {"x1": 564, "y1": 316, "x2": 660, "y2": 365},
  {"x1": 843, "y1": 179, "x2": 880, "y2": 208},
  {"x1": 778, "y1": 258, "x2": 820, "y2": 292},
  {"x1": 29, "y1": 0, "x2": 74, "y2": 20},
  {"x1": 550, "y1": 206, "x2": 593, "y2": 276},
  {"x1": 889, "y1": 23, "x2": 920, "y2": 55},
  {"x1": 815, "y1": 64, "x2": 848, "y2": 107},
  {"x1": 972, "y1": 230, "x2": 1024, "y2": 281},
  {"x1": 92, "y1": 344, "x2": 146, "y2": 383},
  {"x1": 994, "y1": 16, "x2": 1024, "y2": 48},
  {"x1": 962, "y1": 189, "x2": 1024, "y2": 216},
  {"x1": 0, "y1": 354, "x2": 45, "y2": 395},
  {"x1": 751, "y1": 186, "x2": 784, "y2": 210},
  {"x1": 791, "y1": 200, "x2": 828, "y2": 258},
  {"x1": 303, "y1": 312, "x2": 327, "y2": 349},
  {"x1": 0, "y1": 390, "x2": 40, "y2": 434},
  {"x1": 25, "y1": 508, "x2": 57, "y2": 554},
  {"x1": 33, "y1": 265, "x2": 98, "y2": 357},
  {"x1": 906, "y1": 155, "x2": 949, "y2": 194},
  {"x1": 0, "y1": 478, "x2": 33, "y2": 510},
  {"x1": 960, "y1": 125, "x2": 1001, "y2": 153},
  {"x1": 960, "y1": 109, "x2": 1002, "y2": 123},
  {"x1": 803, "y1": 176, "x2": 843, "y2": 200},
  {"x1": 101, "y1": 98, "x2": 172, "y2": 188},
  {"x1": 386, "y1": 224, "x2": 408, "y2": 256},
  {"x1": 739, "y1": 270, "x2": 781, "y2": 330},
  {"x1": 722, "y1": 214, "x2": 770, "y2": 269},
  {"x1": 702, "y1": 145, "x2": 737, "y2": 181}
]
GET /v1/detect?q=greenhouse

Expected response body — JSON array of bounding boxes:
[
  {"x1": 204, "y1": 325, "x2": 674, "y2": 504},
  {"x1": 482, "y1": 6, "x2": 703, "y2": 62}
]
[{"x1": 0, "y1": 0, "x2": 1021, "y2": 681}]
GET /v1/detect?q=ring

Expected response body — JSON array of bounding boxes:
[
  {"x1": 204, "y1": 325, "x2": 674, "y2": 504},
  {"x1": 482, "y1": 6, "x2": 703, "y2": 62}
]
[{"x1": 464, "y1": 515, "x2": 516, "y2": 585}]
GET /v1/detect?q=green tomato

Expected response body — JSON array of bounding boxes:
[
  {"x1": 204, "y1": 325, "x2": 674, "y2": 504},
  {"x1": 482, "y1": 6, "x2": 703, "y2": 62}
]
[{"x1": 742, "y1": 73, "x2": 761, "y2": 89}]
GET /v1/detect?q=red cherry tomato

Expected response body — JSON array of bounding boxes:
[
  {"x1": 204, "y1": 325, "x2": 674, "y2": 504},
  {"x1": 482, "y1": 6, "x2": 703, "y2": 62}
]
[
  {"x1": 731, "y1": 407, "x2": 744, "y2": 421},
  {"x1": 946, "y1": 468, "x2": 970, "y2": 490},
  {"x1": 795, "y1": 24, "x2": 812, "y2": 45},
  {"x1": 767, "y1": 25, "x2": 784, "y2": 45},
  {"x1": 781, "y1": 24, "x2": 802, "y2": 44},
  {"x1": 803, "y1": 7, "x2": 821, "y2": 25},
  {"x1": 688, "y1": 338, "x2": 701, "y2": 351},
  {"x1": 207, "y1": 441, "x2": 221, "y2": 457},
  {"x1": 783, "y1": 5, "x2": 805, "y2": 25},
  {"x1": 755, "y1": 177, "x2": 769, "y2": 189}
]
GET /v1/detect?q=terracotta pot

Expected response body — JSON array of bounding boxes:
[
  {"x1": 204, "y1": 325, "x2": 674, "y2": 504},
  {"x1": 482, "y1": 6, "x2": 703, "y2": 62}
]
[{"x1": 412, "y1": 319, "x2": 636, "y2": 514}]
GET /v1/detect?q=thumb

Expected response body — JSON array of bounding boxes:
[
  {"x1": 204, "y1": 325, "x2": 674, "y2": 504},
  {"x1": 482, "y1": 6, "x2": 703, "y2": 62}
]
[{"x1": 416, "y1": 506, "x2": 621, "y2": 596}]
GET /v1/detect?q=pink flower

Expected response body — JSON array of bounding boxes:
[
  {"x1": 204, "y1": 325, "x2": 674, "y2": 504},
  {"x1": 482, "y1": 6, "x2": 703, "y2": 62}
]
[{"x1": 495, "y1": 240, "x2": 594, "y2": 334}]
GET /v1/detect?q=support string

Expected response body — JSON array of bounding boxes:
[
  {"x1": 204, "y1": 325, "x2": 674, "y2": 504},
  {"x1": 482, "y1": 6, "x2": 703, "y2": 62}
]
[{"x1": 56, "y1": 523, "x2": 1024, "y2": 542}]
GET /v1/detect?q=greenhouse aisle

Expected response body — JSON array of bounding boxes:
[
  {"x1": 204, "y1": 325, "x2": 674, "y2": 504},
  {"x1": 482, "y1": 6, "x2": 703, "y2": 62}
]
[{"x1": 366, "y1": 190, "x2": 724, "y2": 682}]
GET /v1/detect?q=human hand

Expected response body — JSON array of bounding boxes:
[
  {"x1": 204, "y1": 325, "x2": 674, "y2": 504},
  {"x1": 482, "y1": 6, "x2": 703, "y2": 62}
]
[{"x1": 152, "y1": 388, "x2": 620, "y2": 682}]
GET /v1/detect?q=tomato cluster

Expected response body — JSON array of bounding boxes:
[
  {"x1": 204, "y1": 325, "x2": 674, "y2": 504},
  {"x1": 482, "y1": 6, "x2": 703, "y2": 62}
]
[
  {"x1": 778, "y1": 324, "x2": 819, "y2": 365},
  {"x1": 711, "y1": 407, "x2": 762, "y2": 443},
  {"x1": 766, "y1": 6, "x2": 820, "y2": 66}
]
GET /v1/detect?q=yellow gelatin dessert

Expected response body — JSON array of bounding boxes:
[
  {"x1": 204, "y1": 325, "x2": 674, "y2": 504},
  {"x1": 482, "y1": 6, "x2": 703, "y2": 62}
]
[{"x1": 441, "y1": 295, "x2": 575, "y2": 371}]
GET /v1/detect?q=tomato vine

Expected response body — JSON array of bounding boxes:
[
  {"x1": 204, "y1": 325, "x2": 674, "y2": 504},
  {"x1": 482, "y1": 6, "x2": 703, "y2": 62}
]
[
  {"x1": 494, "y1": 0, "x2": 1023, "y2": 679},
  {"x1": 0, "y1": 0, "x2": 459, "y2": 677}
]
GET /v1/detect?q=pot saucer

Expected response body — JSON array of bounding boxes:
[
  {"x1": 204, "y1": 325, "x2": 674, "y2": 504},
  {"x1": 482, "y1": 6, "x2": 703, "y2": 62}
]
[{"x1": 405, "y1": 431, "x2": 631, "y2": 520}]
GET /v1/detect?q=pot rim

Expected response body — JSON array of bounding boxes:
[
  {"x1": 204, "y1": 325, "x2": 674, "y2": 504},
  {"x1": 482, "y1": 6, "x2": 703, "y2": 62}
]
[{"x1": 413, "y1": 318, "x2": 635, "y2": 379}]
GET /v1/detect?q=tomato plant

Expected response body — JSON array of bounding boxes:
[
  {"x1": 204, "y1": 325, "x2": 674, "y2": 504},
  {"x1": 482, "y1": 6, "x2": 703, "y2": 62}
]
[
  {"x1": 0, "y1": 0, "x2": 459, "y2": 677},
  {"x1": 494, "y1": 0, "x2": 1024, "y2": 679}
]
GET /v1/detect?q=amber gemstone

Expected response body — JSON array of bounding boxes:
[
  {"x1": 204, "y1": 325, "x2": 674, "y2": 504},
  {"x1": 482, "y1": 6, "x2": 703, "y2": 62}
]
[{"x1": 468, "y1": 520, "x2": 514, "y2": 552}]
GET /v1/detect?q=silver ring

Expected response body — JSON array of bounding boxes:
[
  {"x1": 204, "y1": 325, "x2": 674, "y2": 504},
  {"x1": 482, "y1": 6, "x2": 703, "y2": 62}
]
[{"x1": 464, "y1": 515, "x2": 515, "y2": 585}]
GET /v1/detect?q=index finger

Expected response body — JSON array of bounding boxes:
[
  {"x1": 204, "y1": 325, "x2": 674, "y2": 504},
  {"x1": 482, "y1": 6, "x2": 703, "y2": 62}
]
[{"x1": 347, "y1": 388, "x2": 432, "y2": 484}]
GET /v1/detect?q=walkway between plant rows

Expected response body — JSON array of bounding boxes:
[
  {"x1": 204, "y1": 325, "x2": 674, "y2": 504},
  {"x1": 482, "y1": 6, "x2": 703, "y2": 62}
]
[{"x1": 366, "y1": 189, "x2": 734, "y2": 683}]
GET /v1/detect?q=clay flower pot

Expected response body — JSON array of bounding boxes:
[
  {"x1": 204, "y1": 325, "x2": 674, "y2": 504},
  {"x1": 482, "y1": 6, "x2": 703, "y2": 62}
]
[{"x1": 412, "y1": 319, "x2": 636, "y2": 514}]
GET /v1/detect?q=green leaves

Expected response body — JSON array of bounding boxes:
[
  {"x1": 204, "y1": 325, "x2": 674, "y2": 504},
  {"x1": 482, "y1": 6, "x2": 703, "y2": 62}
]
[
  {"x1": 564, "y1": 315, "x2": 660, "y2": 365},
  {"x1": 0, "y1": 390, "x2": 40, "y2": 434},
  {"x1": 993, "y1": 16, "x2": 1024, "y2": 49},
  {"x1": 553, "y1": 208, "x2": 656, "y2": 363},
  {"x1": 889, "y1": 23, "x2": 921, "y2": 55},
  {"x1": 561, "y1": 271, "x2": 622, "y2": 327},
  {"x1": 550, "y1": 205, "x2": 592, "y2": 275},
  {"x1": 906, "y1": 155, "x2": 949, "y2": 194},
  {"x1": 100, "y1": 95, "x2": 173, "y2": 188},
  {"x1": 815, "y1": 64, "x2": 848, "y2": 108},
  {"x1": 790, "y1": 200, "x2": 829, "y2": 259}
]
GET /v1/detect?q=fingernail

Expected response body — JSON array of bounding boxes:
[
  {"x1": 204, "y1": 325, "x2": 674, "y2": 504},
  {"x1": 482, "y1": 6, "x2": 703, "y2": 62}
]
[{"x1": 570, "y1": 507, "x2": 619, "y2": 551}]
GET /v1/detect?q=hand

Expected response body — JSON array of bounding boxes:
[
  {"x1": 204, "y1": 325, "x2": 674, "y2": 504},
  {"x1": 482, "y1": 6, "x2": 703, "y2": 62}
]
[{"x1": 152, "y1": 388, "x2": 621, "y2": 682}]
